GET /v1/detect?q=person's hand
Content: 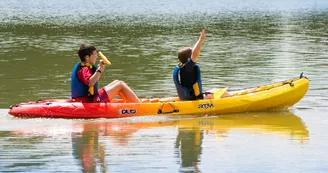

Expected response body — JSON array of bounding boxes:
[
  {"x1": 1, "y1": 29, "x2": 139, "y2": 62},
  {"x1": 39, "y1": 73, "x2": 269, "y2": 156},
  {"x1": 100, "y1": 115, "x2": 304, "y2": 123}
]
[
  {"x1": 199, "y1": 28, "x2": 206, "y2": 41},
  {"x1": 98, "y1": 60, "x2": 105, "y2": 72}
]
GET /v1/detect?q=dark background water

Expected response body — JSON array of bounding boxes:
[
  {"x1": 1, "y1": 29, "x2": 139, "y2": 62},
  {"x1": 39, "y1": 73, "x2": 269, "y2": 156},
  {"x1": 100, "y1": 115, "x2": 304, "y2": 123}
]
[{"x1": 0, "y1": 0, "x2": 328, "y2": 172}]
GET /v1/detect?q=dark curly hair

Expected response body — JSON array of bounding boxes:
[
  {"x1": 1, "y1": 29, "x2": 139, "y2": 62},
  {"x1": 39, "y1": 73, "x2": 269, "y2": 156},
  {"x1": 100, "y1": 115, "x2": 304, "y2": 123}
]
[{"x1": 77, "y1": 44, "x2": 96, "y2": 62}]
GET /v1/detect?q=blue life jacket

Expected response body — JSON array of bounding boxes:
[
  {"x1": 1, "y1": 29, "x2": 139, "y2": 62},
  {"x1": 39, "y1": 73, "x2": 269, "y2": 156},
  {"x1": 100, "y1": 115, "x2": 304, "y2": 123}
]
[
  {"x1": 173, "y1": 64, "x2": 203, "y2": 100},
  {"x1": 71, "y1": 62, "x2": 98, "y2": 99}
]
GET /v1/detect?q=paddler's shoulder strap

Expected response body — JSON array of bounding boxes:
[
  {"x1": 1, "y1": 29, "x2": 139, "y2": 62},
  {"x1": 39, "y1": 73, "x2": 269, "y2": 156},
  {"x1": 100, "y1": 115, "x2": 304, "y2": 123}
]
[
  {"x1": 178, "y1": 62, "x2": 185, "y2": 68},
  {"x1": 193, "y1": 64, "x2": 203, "y2": 98},
  {"x1": 80, "y1": 62, "x2": 93, "y2": 69}
]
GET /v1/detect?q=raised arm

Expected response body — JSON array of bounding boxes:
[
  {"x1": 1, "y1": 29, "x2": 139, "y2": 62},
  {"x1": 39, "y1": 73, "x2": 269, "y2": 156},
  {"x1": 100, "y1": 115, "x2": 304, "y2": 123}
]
[{"x1": 191, "y1": 28, "x2": 206, "y2": 62}]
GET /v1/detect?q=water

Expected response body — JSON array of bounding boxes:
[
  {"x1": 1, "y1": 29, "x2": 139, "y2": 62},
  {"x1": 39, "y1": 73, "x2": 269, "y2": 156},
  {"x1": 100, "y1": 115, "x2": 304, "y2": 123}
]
[
  {"x1": 0, "y1": 110, "x2": 322, "y2": 173},
  {"x1": 0, "y1": 0, "x2": 328, "y2": 172}
]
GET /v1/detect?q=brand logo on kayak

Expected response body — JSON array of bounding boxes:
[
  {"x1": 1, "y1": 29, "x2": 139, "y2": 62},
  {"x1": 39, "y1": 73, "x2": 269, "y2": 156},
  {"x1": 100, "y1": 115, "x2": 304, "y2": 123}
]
[
  {"x1": 198, "y1": 103, "x2": 214, "y2": 109},
  {"x1": 120, "y1": 109, "x2": 136, "y2": 115}
]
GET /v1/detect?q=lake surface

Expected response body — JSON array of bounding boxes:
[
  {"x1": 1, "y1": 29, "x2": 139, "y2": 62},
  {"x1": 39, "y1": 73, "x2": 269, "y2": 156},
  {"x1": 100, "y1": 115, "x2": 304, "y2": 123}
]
[{"x1": 0, "y1": 0, "x2": 328, "y2": 172}]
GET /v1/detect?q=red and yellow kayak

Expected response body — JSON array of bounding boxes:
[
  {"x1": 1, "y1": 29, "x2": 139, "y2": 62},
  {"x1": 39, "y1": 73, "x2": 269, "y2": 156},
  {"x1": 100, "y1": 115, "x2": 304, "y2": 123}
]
[{"x1": 8, "y1": 76, "x2": 309, "y2": 119}]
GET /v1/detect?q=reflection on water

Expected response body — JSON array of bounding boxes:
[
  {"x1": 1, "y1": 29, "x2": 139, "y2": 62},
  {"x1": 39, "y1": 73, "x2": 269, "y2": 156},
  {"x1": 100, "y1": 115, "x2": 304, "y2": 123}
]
[
  {"x1": 72, "y1": 124, "x2": 107, "y2": 173},
  {"x1": 175, "y1": 129, "x2": 203, "y2": 172},
  {"x1": 0, "y1": 111, "x2": 308, "y2": 172}
]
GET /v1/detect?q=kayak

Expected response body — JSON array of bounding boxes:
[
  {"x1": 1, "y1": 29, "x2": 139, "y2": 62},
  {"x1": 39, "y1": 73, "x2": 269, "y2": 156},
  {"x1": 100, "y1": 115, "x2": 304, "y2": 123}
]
[{"x1": 8, "y1": 75, "x2": 309, "y2": 119}]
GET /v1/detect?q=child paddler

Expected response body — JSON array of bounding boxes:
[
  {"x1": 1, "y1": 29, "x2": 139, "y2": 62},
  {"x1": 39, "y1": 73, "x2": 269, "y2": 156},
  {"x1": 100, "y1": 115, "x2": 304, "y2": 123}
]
[
  {"x1": 71, "y1": 44, "x2": 141, "y2": 103},
  {"x1": 173, "y1": 29, "x2": 230, "y2": 100}
]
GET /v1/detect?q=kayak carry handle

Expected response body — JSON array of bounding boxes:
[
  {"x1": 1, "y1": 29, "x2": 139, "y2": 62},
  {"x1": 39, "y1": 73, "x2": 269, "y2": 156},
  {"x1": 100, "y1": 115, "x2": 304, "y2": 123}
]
[
  {"x1": 158, "y1": 103, "x2": 179, "y2": 114},
  {"x1": 299, "y1": 72, "x2": 309, "y2": 80},
  {"x1": 9, "y1": 104, "x2": 19, "y2": 109},
  {"x1": 158, "y1": 109, "x2": 179, "y2": 114}
]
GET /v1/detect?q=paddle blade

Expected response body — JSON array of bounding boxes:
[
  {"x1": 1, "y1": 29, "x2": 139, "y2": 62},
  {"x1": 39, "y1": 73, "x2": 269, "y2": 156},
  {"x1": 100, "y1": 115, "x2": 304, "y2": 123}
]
[
  {"x1": 98, "y1": 51, "x2": 111, "y2": 65},
  {"x1": 214, "y1": 87, "x2": 229, "y2": 99}
]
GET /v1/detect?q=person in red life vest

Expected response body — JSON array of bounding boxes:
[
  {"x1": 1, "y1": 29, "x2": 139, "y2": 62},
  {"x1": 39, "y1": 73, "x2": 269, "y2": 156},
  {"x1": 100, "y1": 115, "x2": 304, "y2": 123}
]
[{"x1": 71, "y1": 44, "x2": 141, "y2": 103}]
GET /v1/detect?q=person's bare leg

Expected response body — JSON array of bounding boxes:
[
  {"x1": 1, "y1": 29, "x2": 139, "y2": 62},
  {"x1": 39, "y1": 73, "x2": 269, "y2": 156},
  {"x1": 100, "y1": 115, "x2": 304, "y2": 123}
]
[
  {"x1": 204, "y1": 93, "x2": 214, "y2": 99},
  {"x1": 107, "y1": 80, "x2": 120, "y2": 86},
  {"x1": 108, "y1": 80, "x2": 128, "y2": 101},
  {"x1": 103, "y1": 81, "x2": 140, "y2": 103},
  {"x1": 221, "y1": 91, "x2": 232, "y2": 97},
  {"x1": 119, "y1": 81, "x2": 140, "y2": 102},
  {"x1": 105, "y1": 80, "x2": 131, "y2": 101},
  {"x1": 204, "y1": 88, "x2": 216, "y2": 99}
]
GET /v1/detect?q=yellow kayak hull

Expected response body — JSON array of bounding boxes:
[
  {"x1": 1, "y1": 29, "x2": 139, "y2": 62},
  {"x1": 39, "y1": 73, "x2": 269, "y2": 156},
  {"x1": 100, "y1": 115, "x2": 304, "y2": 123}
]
[
  {"x1": 9, "y1": 77, "x2": 309, "y2": 118},
  {"x1": 123, "y1": 77, "x2": 309, "y2": 116}
]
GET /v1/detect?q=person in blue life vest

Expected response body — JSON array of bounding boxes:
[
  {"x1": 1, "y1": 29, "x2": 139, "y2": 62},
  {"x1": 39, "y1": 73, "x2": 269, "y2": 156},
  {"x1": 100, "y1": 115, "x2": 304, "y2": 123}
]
[
  {"x1": 71, "y1": 44, "x2": 141, "y2": 103},
  {"x1": 173, "y1": 29, "x2": 230, "y2": 100}
]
